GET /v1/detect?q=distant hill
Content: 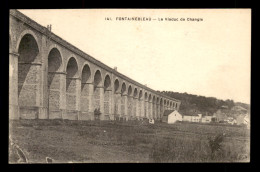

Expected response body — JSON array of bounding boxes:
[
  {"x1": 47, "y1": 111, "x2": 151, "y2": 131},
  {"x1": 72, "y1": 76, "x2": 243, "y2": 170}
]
[{"x1": 159, "y1": 91, "x2": 250, "y2": 117}]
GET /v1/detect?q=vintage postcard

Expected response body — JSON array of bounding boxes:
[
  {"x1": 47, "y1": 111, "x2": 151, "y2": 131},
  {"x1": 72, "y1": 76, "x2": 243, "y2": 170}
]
[{"x1": 9, "y1": 9, "x2": 250, "y2": 163}]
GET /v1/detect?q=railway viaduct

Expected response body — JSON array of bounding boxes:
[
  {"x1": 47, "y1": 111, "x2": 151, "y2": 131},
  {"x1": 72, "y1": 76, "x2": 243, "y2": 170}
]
[{"x1": 9, "y1": 10, "x2": 181, "y2": 121}]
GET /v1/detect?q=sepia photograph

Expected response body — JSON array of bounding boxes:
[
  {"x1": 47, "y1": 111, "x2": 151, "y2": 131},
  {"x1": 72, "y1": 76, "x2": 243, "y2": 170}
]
[{"x1": 9, "y1": 9, "x2": 251, "y2": 163}]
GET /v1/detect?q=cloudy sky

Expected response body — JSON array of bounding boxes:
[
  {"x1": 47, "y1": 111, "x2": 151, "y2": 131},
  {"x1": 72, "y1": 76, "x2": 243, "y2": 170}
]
[{"x1": 18, "y1": 9, "x2": 251, "y2": 104}]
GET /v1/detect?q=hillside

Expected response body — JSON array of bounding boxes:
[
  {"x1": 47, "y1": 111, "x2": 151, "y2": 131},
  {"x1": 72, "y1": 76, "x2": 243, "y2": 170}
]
[{"x1": 160, "y1": 91, "x2": 250, "y2": 117}]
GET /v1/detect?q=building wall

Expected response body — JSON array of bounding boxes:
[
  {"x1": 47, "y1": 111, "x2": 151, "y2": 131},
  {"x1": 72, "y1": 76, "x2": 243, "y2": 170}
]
[
  {"x1": 168, "y1": 111, "x2": 182, "y2": 124},
  {"x1": 201, "y1": 116, "x2": 212, "y2": 123},
  {"x1": 183, "y1": 115, "x2": 200, "y2": 122}
]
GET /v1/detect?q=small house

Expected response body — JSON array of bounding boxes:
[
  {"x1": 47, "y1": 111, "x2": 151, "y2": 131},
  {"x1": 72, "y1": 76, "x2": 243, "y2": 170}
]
[
  {"x1": 162, "y1": 110, "x2": 182, "y2": 124},
  {"x1": 183, "y1": 114, "x2": 201, "y2": 123},
  {"x1": 201, "y1": 115, "x2": 213, "y2": 123},
  {"x1": 226, "y1": 117, "x2": 237, "y2": 125}
]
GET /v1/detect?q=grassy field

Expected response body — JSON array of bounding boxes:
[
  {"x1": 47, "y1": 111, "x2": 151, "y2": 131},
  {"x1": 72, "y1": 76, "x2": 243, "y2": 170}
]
[{"x1": 9, "y1": 119, "x2": 250, "y2": 163}]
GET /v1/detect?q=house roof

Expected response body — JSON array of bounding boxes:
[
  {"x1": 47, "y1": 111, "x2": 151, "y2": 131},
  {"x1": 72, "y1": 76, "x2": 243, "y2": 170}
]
[
  {"x1": 183, "y1": 114, "x2": 199, "y2": 117},
  {"x1": 163, "y1": 110, "x2": 176, "y2": 116}
]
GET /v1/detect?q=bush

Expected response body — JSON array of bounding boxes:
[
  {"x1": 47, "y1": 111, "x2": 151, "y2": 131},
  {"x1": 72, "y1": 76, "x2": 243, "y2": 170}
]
[
  {"x1": 94, "y1": 108, "x2": 101, "y2": 120},
  {"x1": 207, "y1": 133, "x2": 225, "y2": 160}
]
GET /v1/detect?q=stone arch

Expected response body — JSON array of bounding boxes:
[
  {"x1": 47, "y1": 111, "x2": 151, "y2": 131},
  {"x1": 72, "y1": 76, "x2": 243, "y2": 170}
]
[
  {"x1": 121, "y1": 82, "x2": 127, "y2": 117},
  {"x1": 121, "y1": 82, "x2": 126, "y2": 95},
  {"x1": 152, "y1": 96, "x2": 156, "y2": 103},
  {"x1": 65, "y1": 57, "x2": 79, "y2": 77},
  {"x1": 148, "y1": 94, "x2": 152, "y2": 118},
  {"x1": 152, "y1": 95, "x2": 156, "y2": 119},
  {"x1": 138, "y1": 90, "x2": 143, "y2": 117},
  {"x1": 128, "y1": 85, "x2": 132, "y2": 96},
  {"x1": 93, "y1": 70, "x2": 103, "y2": 115},
  {"x1": 66, "y1": 57, "x2": 78, "y2": 77},
  {"x1": 156, "y1": 97, "x2": 160, "y2": 119},
  {"x1": 104, "y1": 75, "x2": 112, "y2": 91},
  {"x1": 18, "y1": 34, "x2": 39, "y2": 63},
  {"x1": 93, "y1": 70, "x2": 103, "y2": 87},
  {"x1": 113, "y1": 79, "x2": 120, "y2": 116},
  {"x1": 114, "y1": 79, "x2": 120, "y2": 93},
  {"x1": 66, "y1": 57, "x2": 79, "y2": 116},
  {"x1": 144, "y1": 92, "x2": 148, "y2": 118},
  {"x1": 80, "y1": 64, "x2": 92, "y2": 117},
  {"x1": 139, "y1": 90, "x2": 143, "y2": 100},
  {"x1": 133, "y1": 88, "x2": 138, "y2": 98},
  {"x1": 103, "y1": 74, "x2": 112, "y2": 119},
  {"x1": 133, "y1": 87, "x2": 139, "y2": 116},
  {"x1": 47, "y1": 44, "x2": 64, "y2": 71},
  {"x1": 148, "y1": 94, "x2": 152, "y2": 102},
  {"x1": 81, "y1": 64, "x2": 91, "y2": 84},
  {"x1": 16, "y1": 29, "x2": 40, "y2": 54},
  {"x1": 47, "y1": 47, "x2": 63, "y2": 118},
  {"x1": 127, "y1": 85, "x2": 133, "y2": 117},
  {"x1": 160, "y1": 98, "x2": 163, "y2": 119},
  {"x1": 132, "y1": 88, "x2": 138, "y2": 117},
  {"x1": 48, "y1": 48, "x2": 63, "y2": 73},
  {"x1": 17, "y1": 33, "x2": 40, "y2": 119}
]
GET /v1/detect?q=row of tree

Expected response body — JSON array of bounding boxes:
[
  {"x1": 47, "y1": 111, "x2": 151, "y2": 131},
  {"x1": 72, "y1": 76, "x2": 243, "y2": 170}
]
[{"x1": 160, "y1": 91, "x2": 249, "y2": 116}]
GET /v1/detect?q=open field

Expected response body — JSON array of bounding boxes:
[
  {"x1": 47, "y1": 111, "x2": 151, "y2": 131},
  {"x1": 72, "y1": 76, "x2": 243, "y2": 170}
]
[{"x1": 9, "y1": 119, "x2": 250, "y2": 163}]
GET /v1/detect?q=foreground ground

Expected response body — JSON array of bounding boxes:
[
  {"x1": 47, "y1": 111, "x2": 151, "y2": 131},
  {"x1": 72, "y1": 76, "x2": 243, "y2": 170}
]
[{"x1": 9, "y1": 119, "x2": 250, "y2": 163}]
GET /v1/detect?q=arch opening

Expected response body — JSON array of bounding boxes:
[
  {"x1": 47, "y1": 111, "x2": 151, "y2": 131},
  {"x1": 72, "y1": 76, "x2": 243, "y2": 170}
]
[
  {"x1": 66, "y1": 58, "x2": 78, "y2": 78},
  {"x1": 113, "y1": 79, "x2": 120, "y2": 116},
  {"x1": 160, "y1": 98, "x2": 163, "y2": 119},
  {"x1": 66, "y1": 57, "x2": 79, "y2": 113},
  {"x1": 18, "y1": 34, "x2": 40, "y2": 118},
  {"x1": 93, "y1": 70, "x2": 103, "y2": 115},
  {"x1": 128, "y1": 85, "x2": 132, "y2": 96},
  {"x1": 133, "y1": 88, "x2": 138, "y2": 98},
  {"x1": 127, "y1": 85, "x2": 133, "y2": 116},
  {"x1": 81, "y1": 65, "x2": 91, "y2": 84},
  {"x1": 152, "y1": 96, "x2": 156, "y2": 119},
  {"x1": 121, "y1": 83, "x2": 126, "y2": 95},
  {"x1": 139, "y1": 90, "x2": 143, "y2": 100},
  {"x1": 104, "y1": 75, "x2": 111, "y2": 91},
  {"x1": 80, "y1": 64, "x2": 91, "y2": 115},
  {"x1": 121, "y1": 83, "x2": 126, "y2": 117},
  {"x1": 47, "y1": 48, "x2": 62, "y2": 118},
  {"x1": 144, "y1": 92, "x2": 148, "y2": 117},
  {"x1": 156, "y1": 97, "x2": 160, "y2": 119},
  {"x1": 132, "y1": 88, "x2": 138, "y2": 117},
  {"x1": 137, "y1": 90, "x2": 143, "y2": 118},
  {"x1": 104, "y1": 75, "x2": 111, "y2": 118},
  {"x1": 148, "y1": 94, "x2": 152, "y2": 102},
  {"x1": 94, "y1": 70, "x2": 102, "y2": 88},
  {"x1": 148, "y1": 94, "x2": 152, "y2": 118},
  {"x1": 114, "y1": 79, "x2": 119, "y2": 93}
]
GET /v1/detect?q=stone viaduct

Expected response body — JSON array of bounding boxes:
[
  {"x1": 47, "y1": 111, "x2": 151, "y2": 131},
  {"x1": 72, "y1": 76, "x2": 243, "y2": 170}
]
[{"x1": 9, "y1": 10, "x2": 181, "y2": 121}]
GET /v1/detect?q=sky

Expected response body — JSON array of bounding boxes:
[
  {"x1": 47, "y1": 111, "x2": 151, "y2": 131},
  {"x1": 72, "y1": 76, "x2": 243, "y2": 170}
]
[{"x1": 17, "y1": 9, "x2": 251, "y2": 104}]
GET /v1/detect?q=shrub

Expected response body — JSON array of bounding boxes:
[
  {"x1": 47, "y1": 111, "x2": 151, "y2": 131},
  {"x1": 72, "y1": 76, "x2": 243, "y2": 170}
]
[
  {"x1": 94, "y1": 108, "x2": 102, "y2": 120},
  {"x1": 207, "y1": 133, "x2": 225, "y2": 160}
]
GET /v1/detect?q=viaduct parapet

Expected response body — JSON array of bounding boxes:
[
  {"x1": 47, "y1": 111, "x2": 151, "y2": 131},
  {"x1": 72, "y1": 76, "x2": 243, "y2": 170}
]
[{"x1": 9, "y1": 9, "x2": 181, "y2": 121}]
